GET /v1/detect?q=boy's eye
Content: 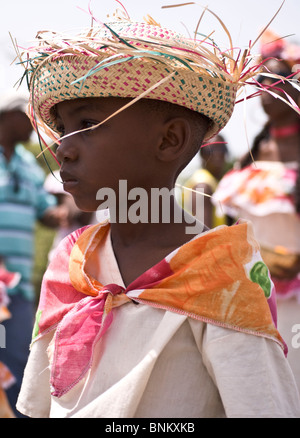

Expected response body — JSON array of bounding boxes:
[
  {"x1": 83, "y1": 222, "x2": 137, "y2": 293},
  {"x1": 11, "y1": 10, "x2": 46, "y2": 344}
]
[
  {"x1": 57, "y1": 125, "x2": 65, "y2": 137},
  {"x1": 82, "y1": 120, "x2": 99, "y2": 132},
  {"x1": 56, "y1": 120, "x2": 99, "y2": 137}
]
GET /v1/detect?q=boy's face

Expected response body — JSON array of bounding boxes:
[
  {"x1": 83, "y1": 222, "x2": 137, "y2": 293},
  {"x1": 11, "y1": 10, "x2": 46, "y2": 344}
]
[{"x1": 56, "y1": 97, "x2": 163, "y2": 211}]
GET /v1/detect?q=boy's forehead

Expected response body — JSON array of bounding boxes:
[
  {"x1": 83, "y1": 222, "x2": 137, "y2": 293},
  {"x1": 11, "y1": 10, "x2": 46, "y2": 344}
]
[
  {"x1": 56, "y1": 97, "x2": 130, "y2": 117},
  {"x1": 54, "y1": 97, "x2": 159, "y2": 130}
]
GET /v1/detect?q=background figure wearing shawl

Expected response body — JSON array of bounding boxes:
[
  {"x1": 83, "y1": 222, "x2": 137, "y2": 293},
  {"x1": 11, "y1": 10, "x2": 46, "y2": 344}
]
[
  {"x1": 0, "y1": 91, "x2": 71, "y2": 416},
  {"x1": 213, "y1": 30, "x2": 300, "y2": 393},
  {"x1": 15, "y1": 8, "x2": 300, "y2": 417}
]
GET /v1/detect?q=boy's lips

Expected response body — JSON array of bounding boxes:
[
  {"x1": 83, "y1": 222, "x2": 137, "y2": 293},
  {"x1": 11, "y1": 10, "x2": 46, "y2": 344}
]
[{"x1": 60, "y1": 171, "x2": 79, "y2": 192}]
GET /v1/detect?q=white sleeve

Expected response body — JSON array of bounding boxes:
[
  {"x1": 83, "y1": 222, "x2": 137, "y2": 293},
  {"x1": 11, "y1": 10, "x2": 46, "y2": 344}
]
[
  {"x1": 201, "y1": 324, "x2": 300, "y2": 418},
  {"x1": 16, "y1": 332, "x2": 53, "y2": 418}
]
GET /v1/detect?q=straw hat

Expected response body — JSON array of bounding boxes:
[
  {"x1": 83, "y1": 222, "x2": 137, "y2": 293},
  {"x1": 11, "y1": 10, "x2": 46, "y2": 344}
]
[{"x1": 17, "y1": 13, "x2": 267, "y2": 142}]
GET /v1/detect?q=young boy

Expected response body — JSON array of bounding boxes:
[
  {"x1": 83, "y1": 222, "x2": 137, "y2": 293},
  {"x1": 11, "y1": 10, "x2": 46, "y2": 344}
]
[{"x1": 16, "y1": 12, "x2": 300, "y2": 418}]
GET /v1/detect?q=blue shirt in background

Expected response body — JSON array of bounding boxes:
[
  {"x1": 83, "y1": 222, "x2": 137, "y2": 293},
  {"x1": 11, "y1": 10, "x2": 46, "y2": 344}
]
[{"x1": 0, "y1": 144, "x2": 57, "y2": 301}]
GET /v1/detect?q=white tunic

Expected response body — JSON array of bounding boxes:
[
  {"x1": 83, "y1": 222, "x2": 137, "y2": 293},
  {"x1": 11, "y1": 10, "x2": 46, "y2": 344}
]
[{"x1": 17, "y1": 230, "x2": 300, "y2": 418}]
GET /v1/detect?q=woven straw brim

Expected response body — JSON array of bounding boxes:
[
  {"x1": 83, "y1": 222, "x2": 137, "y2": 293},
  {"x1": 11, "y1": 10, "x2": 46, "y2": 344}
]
[{"x1": 31, "y1": 54, "x2": 237, "y2": 140}]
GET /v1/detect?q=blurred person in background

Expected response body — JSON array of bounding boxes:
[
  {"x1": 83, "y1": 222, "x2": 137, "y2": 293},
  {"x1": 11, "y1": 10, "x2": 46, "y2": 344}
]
[
  {"x1": 0, "y1": 90, "x2": 68, "y2": 416},
  {"x1": 213, "y1": 30, "x2": 300, "y2": 393},
  {"x1": 182, "y1": 134, "x2": 233, "y2": 229}
]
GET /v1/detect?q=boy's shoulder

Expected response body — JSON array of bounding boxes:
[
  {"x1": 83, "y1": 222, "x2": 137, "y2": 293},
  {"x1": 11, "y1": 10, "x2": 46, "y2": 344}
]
[
  {"x1": 52, "y1": 222, "x2": 109, "y2": 269},
  {"x1": 59, "y1": 223, "x2": 100, "y2": 253}
]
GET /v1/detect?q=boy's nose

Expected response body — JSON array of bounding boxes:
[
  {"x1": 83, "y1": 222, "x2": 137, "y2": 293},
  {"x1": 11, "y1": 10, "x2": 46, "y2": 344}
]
[{"x1": 56, "y1": 134, "x2": 78, "y2": 162}]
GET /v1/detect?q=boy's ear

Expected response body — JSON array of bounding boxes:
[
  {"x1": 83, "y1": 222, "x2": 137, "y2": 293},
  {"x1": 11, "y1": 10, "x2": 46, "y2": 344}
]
[{"x1": 156, "y1": 117, "x2": 191, "y2": 162}]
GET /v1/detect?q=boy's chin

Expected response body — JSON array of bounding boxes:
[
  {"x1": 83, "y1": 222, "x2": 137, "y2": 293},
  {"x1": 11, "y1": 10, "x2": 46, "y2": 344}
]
[{"x1": 73, "y1": 198, "x2": 98, "y2": 213}]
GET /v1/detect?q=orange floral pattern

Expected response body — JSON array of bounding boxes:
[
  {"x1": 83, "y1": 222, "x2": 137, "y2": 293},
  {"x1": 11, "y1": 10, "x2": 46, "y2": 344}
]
[
  {"x1": 32, "y1": 220, "x2": 285, "y2": 397},
  {"x1": 130, "y1": 222, "x2": 283, "y2": 345}
]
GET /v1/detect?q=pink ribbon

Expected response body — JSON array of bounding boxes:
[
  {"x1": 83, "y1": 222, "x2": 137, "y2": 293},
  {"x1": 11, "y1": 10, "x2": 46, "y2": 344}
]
[{"x1": 50, "y1": 284, "x2": 124, "y2": 398}]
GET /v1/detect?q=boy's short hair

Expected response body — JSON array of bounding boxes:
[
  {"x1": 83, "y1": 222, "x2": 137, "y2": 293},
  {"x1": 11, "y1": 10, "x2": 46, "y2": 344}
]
[
  {"x1": 138, "y1": 98, "x2": 210, "y2": 173},
  {"x1": 139, "y1": 98, "x2": 211, "y2": 142}
]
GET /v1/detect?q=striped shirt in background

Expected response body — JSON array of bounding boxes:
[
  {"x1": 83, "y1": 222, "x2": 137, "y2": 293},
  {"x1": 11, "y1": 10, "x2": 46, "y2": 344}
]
[{"x1": 0, "y1": 144, "x2": 57, "y2": 301}]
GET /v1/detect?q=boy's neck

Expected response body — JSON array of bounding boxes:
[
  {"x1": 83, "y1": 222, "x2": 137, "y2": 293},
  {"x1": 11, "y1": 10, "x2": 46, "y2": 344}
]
[
  {"x1": 110, "y1": 199, "x2": 204, "y2": 245},
  {"x1": 109, "y1": 202, "x2": 207, "y2": 287}
]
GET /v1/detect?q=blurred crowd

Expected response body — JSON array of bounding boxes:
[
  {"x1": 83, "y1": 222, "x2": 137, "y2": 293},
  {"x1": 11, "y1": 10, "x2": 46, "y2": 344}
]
[
  {"x1": 0, "y1": 91, "x2": 94, "y2": 416},
  {"x1": 182, "y1": 29, "x2": 300, "y2": 397}
]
